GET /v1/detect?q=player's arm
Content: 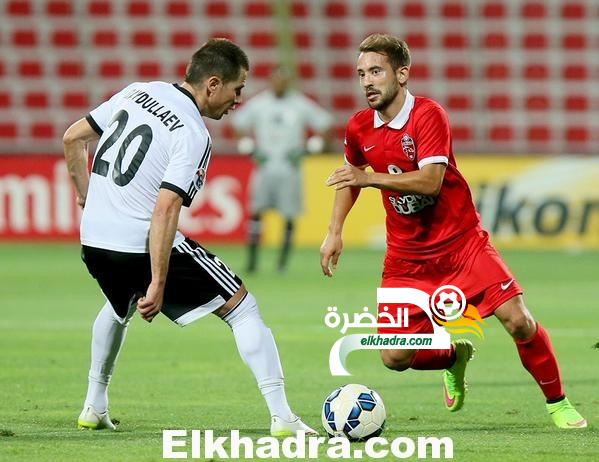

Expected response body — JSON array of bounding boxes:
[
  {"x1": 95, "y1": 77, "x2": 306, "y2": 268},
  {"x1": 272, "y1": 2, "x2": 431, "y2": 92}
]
[
  {"x1": 137, "y1": 189, "x2": 183, "y2": 323},
  {"x1": 326, "y1": 163, "x2": 446, "y2": 197},
  {"x1": 63, "y1": 118, "x2": 101, "y2": 208}
]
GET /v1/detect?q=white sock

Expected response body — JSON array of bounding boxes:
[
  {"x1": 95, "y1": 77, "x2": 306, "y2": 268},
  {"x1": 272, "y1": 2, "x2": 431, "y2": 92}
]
[
  {"x1": 84, "y1": 301, "x2": 133, "y2": 413},
  {"x1": 223, "y1": 292, "x2": 294, "y2": 421}
]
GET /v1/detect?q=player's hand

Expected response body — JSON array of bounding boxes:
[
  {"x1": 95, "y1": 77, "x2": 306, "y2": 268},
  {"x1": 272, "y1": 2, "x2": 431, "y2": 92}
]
[
  {"x1": 326, "y1": 165, "x2": 370, "y2": 190},
  {"x1": 320, "y1": 233, "x2": 343, "y2": 277},
  {"x1": 137, "y1": 281, "x2": 165, "y2": 323}
]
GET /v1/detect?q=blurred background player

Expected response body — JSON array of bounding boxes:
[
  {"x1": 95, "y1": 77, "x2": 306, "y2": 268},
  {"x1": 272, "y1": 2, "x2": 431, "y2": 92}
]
[
  {"x1": 320, "y1": 33, "x2": 587, "y2": 429},
  {"x1": 232, "y1": 65, "x2": 333, "y2": 273}
]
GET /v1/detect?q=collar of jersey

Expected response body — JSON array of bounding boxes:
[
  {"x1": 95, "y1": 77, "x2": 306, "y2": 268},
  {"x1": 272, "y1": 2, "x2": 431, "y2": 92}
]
[
  {"x1": 373, "y1": 90, "x2": 414, "y2": 130},
  {"x1": 173, "y1": 83, "x2": 202, "y2": 116}
]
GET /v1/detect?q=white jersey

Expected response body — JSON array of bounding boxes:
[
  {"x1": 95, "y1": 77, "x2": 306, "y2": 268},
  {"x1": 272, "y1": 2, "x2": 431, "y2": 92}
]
[
  {"x1": 81, "y1": 81, "x2": 211, "y2": 253},
  {"x1": 231, "y1": 90, "x2": 332, "y2": 165}
]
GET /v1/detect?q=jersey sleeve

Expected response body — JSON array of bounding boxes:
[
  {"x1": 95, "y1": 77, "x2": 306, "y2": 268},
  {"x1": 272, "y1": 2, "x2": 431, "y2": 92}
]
[
  {"x1": 86, "y1": 83, "x2": 134, "y2": 136},
  {"x1": 415, "y1": 104, "x2": 451, "y2": 169},
  {"x1": 344, "y1": 119, "x2": 368, "y2": 168},
  {"x1": 161, "y1": 131, "x2": 211, "y2": 207}
]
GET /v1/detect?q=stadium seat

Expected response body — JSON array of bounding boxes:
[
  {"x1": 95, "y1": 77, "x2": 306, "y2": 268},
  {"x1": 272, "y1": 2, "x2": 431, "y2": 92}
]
[
  {"x1": 402, "y1": 2, "x2": 425, "y2": 17},
  {"x1": 489, "y1": 125, "x2": 514, "y2": 142},
  {"x1": 174, "y1": 61, "x2": 187, "y2": 77},
  {"x1": 325, "y1": 1, "x2": 348, "y2": 17},
  {"x1": 332, "y1": 94, "x2": 356, "y2": 110},
  {"x1": 31, "y1": 122, "x2": 55, "y2": 139},
  {"x1": 563, "y1": 64, "x2": 588, "y2": 80},
  {"x1": 137, "y1": 61, "x2": 162, "y2": 78},
  {"x1": 249, "y1": 32, "x2": 276, "y2": 48},
  {"x1": 410, "y1": 64, "x2": 431, "y2": 79},
  {"x1": 0, "y1": 61, "x2": 4, "y2": 77},
  {"x1": 132, "y1": 30, "x2": 157, "y2": 47},
  {"x1": 166, "y1": 0, "x2": 191, "y2": 16},
  {"x1": 444, "y1": 64, "x2": 471, "y2": 79},
  {"x1": 25, "y1": 92, "x2": 49, "y2": 108},
  {"x1": 127, "y1": 0, "x2": 152, "y2": 16},
  {"x1": 327, "y1": 32, "x2": 351, "y2": 48},
  {"x1": 294, "y1": 32, "x2": 311, "y2": 49},
  {"x1": 442, "y1": 2, "x2": 467, "y2": 18},
  {"x1": 170, "y1": 31, "x2": 195, "y2": 48},
  {"x1": 88, "y1": 1, "x2": 112, "y2": 16},
  {"x1": 252, "y1": 62, "x2": 274, "y2": 78},
  {"x1": 46, "y1": 0, "x2": 72, "y2": 16},
  {"x1": 485, "y1": 63, "x2": 510, "y2": 79},
  {"x1": 57, "y1": 60, "x2": 84, "y2": 78},
  {"x1": 452, "y1": 125, "x2": 473, "y2": 141},
  {"x1": 245, "y1": 1, "x2": 271, "y2": 16},
  {"x1": 566, "y1": 126, "x2": 589, "y2": 142},
  {"x1": 405, "y1": 33, "x2": 428, "y2": 49},
  {"x1": 524, "y1": 64, "x2": 549, "y2": 80},
  {"x1": 205, "y1": 1, "x2": 230, "y2": 17},
  {"x1": 447, "y1": 94, "x2": 472, "y2": 110},
  {"x1": 564, "y1": 95, "x2": 589, "y2": 111},
  {"x1": 443, "y1": 33, "x2": 468, "y2": 48},
  {"x1": 484, "y1": 32, "x2": 509, "y2": 48},
  {"x1": 363, "y1": 2, "x2": 387, "y2": 17},
  {"x1": 523, "y1": 33, "x2": 548, "y2": 49},
  {"x1": 62, "y1": 91, "x2": 90, "y2": 109},
  {"x1": 561, "y1": 3, "x2": 586, "y2": 19},
  {"x1": 527, "y1": 125, "x2": 551, "y2": 142},
  {"x1": 298, "y1": 62, "x2": 315, "y2": 79},
  {"x1": 93, "y1": 30, "x2": 118, "y2": 47},
  {"x1": 0, "y1": 122, "x2": 18, "y2": 138},
  {"x1": 19, "y1": 60, "x2": 44, "y2": 77},
  {"x1": 562, "y1": 34, "x2": 587, "y2": 49},
  {"x1": 486, "y1": 94, "x2": 512, "y2": 110},
  {"x1": 525, "y1": 95, "x2": 550, "y2": 110},
  {"x1": 13, "y1": 29, "x2": 38, "y2": 47},
  {"x1": 99, "y1": 60, "x2": 124, "y2": 78},
  {"x1": 521, "y1": 2, "x2": 546, "y2": 18},
  {"x1": 330, "y1": 63, "x2": 354, "y2": 79},
  {"x1": 291, "y1": 2, "x2": 309, "y2": 17},
  {"x1": 0, "y1": 92, "x2": 11, "y2": 108},
  {"x1": 52, "y1": 30, "x2": 79, "y2": 47},
  {"x1": 481, "y1": 2, "x2": 506, "y2": 18},
  {"x1": 7, "y1": 0, "x2": 32, "y2": 15}
]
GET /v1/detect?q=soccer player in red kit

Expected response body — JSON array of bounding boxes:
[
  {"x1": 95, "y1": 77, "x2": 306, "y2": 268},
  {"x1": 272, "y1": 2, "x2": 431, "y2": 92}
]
[{"x1": 320, "y1": 34, "x2": 586, "y2": 429}]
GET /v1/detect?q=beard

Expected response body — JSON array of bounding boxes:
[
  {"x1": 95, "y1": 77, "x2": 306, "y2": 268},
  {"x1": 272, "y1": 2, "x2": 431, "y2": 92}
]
[{"x1": 367, "y1": 81, "x2": 400, "y2": 111}]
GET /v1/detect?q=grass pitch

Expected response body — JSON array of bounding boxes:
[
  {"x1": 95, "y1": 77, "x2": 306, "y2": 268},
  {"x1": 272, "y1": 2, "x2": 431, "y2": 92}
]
[{"x1": 0, "y1": 243, "x2": 597, "y2": 461}]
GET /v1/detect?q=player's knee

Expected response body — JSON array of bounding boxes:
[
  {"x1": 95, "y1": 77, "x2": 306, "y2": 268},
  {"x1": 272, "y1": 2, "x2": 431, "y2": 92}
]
[
  {"x1": 380, "y1": 350, "x2": 414, "y2": 372},
  {"x1": 503, "y1": 305, "x2": 536, "y2": 340}
]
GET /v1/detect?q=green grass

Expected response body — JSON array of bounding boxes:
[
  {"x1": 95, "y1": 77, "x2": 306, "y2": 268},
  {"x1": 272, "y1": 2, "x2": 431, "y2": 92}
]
[{"x1": 0, "y1": 243, "x2": 598, "y2": 461}]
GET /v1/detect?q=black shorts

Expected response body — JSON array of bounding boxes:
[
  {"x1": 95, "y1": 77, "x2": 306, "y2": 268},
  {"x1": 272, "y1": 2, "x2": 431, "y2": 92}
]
[{"x1": 81, "y1": 238, "x2": 243, "y2": 326}]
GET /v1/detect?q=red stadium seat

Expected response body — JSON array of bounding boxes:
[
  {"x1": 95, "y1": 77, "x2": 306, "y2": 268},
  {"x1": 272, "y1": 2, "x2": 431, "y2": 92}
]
[
  {"x1": 482, "y1": 2, "x2": 505, "y2": 18},
  {"x1": 525, "y1": 95, "x2": 550, "y2": 110},
  {"x1": 404, "y1": 33, "x2": 428, "y2": 49},
  {"x1": 452, "y1": 125, "x2": 473, "y2": 141},
  {"x1": 444, "y1": 64, "x2": 471, "y2": 79},
  {"x1": 52, "y1": 30, "x2": 78, "y2": 47},
  {"x1": 523, "y1": 33, "x2": 548, "y2": 49},
  {"x1": 205, "y1": 1, "x2": 230, "y2": 16},
  {"x1": 327, "y1": 32, "x2": 351, "y2": 48},
  {"x1": 484, "y1": 32, "x2": 508, "y2": 48},
  {"x1": 521, "y1": 2, "x2": 546, "y2": 18},
  {"x1": 294, "y1": 32, "x2": 311, "y2": 49},
  {"x1": 57, "y1": 61, "x2": 84, "y2": 78},
  {"x1": 485, "y1": 64, "x2": 511, "y2": 80},
  {"x1": 245, "y1": 1, "x2": 271, "y2": 16},
  {"x1": 564, "y1": 95, "x2": 589, "y2": 111},
  {"x1": 19, "y1": 60, "x2": 44, "y2": 77},
  {"x1": 330, "y1": 63, "x2": 354, "y2": 79},
  {"x1": 410, "y1": 64, "x2": 430, "y2": 79},
  {"x1": 402, "y1": 2, "x2": 425, "y2": 17},
  {"x1": 524, "y1": 63, "x2": 549, "y2": 80},
  {"x1": 174, "y1": 61, "x2": 187, "y2": 77},
  {"x1": 447, "y1": 94, "x2": 472, "y2": 110},
  {"x1": 0, "y1": 122, "x2": 18, "y2": 138},
  {"x1": 166, "y1": 0, "x2": 191, "y2": 16},
  {"x1": 566, "y1": 126, "x2": 589, "y2": 142},
  {"x1": 132, "y1": 30, "x2": 157, "y2": 47},
  {"x1": 62, "y1": 91, "x2": 90, "y2": 109},
  {"x1": 127, "y1": 0, "x2": 151, "y2": 16},
  {"x1": 13, "y1": 29, "x2": 37, "y2": 47},
  {"x1": 7, "y1": 0, "x2": 32, "y2": 15},
  {"x1": 292, "y1": 2, "x2": 309, "y2": 17},
  {"x1": 563, "y1": 64, "x2": 588, "y2": 80},
  {"x1": 0, "y1": 92, "x2": 12, "y2": 108},
  {"x1": 442, "y1": 2, "x2": 467, "y2": 18},
  {"x1": 0, "y1": 61, "x2": 4, "y2": 77},
  {"x1": 249, "y1": 32, "x2": 276, "y2": 48},
  {"x1": 252, "y1": 62, "x2": 274, "y2": 78},
  {"x1": 325, "y1": 2, "x2": 348, "y2": 17},
  {"x1": 93, "y1": 30, "x2": 118, "y2": 47},
  {"x1": 486, "y1": 94, "x2": 512, "y2": 110},
  {"x1": 31, "y1": 122, "x2": 55, "y2": 139},
  {"x1": 171, "y1": 31, "x2": 195, "y2": 47},
  {"x1": 99, "y1": 60, "x2": 124, "y2": 78},
  {"x1": 332, "y1": 94, "x2": 356, "y2": 110},
  {"x1": 489, "y1": 125, "x2": 514, "y2": 141},
  {"x1": 137, "y1": 61, "x2": 162, "y2": 78},
  {"x1": 298, "y1": 62, "x2": 315, "y2": 79},
  {"x1": 25, "y1": 92, "x2": 49, "y2": 108},
  {"x1": 562, "y1": 34, "x2": 587, "y2": 49},
  {"x1": 561, "y1": 3, "x2": 586, "y2": 19},
  {"x1": 527, "y1": 125, "x2": 551, "y2": 142},
  {"x1": 443, "y1": 33, "x2": 468, "y2": 48},
  {"x1": 363, "y1": 2, "x2": 387, "y2": 17},
  {"x1": 46, "y1": 0, "x2": 72, "y2": 16},
  {"x1": 88, "y1": 0, "x2": 112, "y2": 16}
]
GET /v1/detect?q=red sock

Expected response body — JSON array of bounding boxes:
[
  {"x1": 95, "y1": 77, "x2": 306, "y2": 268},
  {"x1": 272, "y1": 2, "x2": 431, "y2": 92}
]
[
  {"x1": 410, "y1": 347, "x2": 456, "y2": 370},
  {"x1": 515, "y1": 323, "x2": 565, "y2": 401}
]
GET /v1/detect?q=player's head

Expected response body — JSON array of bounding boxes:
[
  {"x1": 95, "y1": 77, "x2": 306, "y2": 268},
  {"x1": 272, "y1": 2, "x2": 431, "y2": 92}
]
[
  {"x1": 185, "y1": 38, "x2": 250, "y2": 119},
  {"x1": 357, "y1": 34, "x2": 411, "y2": 111},
  {"x1": 270, "y1": 65, "x2": 292, "y2": 98}
]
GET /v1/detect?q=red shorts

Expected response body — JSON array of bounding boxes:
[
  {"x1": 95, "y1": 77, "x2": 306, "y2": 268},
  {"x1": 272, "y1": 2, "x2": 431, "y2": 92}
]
[{"x1": 378, "y1": 228, "x2": 522, "y2": 334}]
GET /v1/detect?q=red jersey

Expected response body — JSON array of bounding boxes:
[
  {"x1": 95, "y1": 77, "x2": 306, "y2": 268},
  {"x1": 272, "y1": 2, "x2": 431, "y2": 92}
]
[{"x1": 344, "y1": 91, "x2": 480, "y2": 259}]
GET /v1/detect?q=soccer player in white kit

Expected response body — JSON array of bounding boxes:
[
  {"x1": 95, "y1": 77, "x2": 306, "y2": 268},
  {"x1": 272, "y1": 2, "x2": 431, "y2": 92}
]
[{"x1": 63, "y1": 39, "x2": 316, "y2": 436}]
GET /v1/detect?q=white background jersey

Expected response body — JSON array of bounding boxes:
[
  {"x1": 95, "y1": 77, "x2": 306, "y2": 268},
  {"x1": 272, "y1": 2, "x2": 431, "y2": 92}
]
[
  {"x1": 81, "y1": 81, "x2": 211, "y2": 253},
  {"x1": 231, "y1": 90, "x2": 332, "y2": 165}
]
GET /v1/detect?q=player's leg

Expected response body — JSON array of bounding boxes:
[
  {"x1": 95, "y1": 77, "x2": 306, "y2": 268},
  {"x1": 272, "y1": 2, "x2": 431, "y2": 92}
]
[
  {"x1": 276, "y1": 168, "x2": 302, "y2": 273},
  {"x1": 494, "y1": 295, "x2": 587, "y2": 428},
  {"x1": 278, "y1": 219, "x2": 294, "y2": 273},
  {"x1": 247, "y1": 212, "x2": 262, "y2": 273},
  {"x1": 246, "y1": 168, "x2": 272, "y2": 273}
]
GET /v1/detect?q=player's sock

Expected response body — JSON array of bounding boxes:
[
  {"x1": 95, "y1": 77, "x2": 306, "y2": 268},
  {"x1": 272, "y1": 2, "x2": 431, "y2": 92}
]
[
  {"x1": 409, "y1": 346, "x2": 456, "y2": 370},
  {"x1": 278, "y1": 220, "x2": 294, "y2": 272},
  {"x1": 247, "y1": 217, "x2": 261, "y2": 272},
  {"x1": 83, "y1": 301, "x2": 132, "y2": 413},
  {"x1": 223, "y1": 292, "x2": 295, "y2": 421},
  {"x1": 515, "y1": 322, "x2": 565, "y2": 401}
]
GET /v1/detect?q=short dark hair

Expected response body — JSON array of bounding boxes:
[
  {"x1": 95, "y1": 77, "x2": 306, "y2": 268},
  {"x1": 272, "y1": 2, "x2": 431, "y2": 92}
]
[
  {"x1": 185, "y1": 38, "x2": 249, "y2": 85},
  {"x1": 358, "y1": 34, "x2": 411, "y2": 70}
]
